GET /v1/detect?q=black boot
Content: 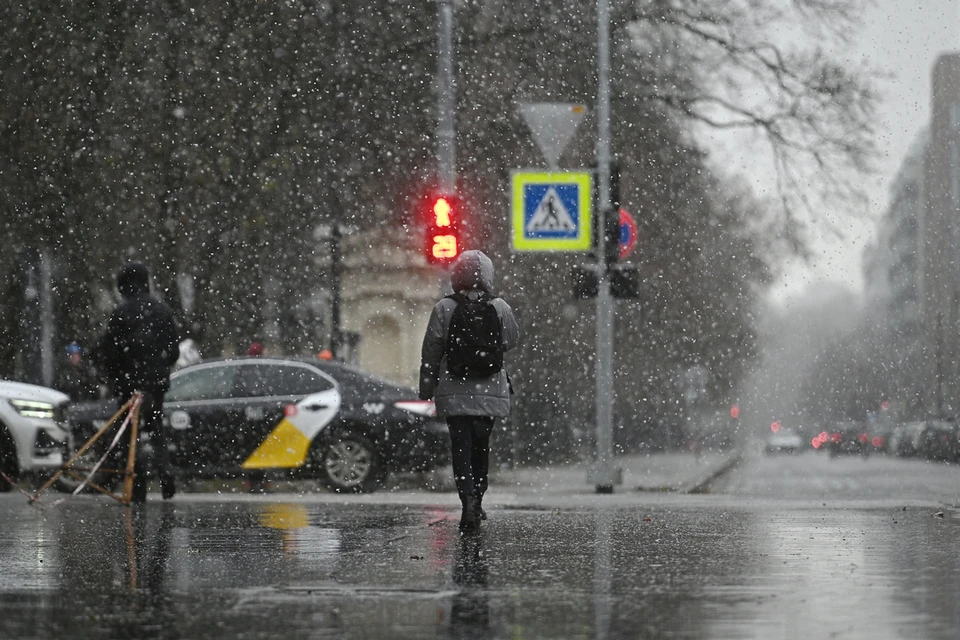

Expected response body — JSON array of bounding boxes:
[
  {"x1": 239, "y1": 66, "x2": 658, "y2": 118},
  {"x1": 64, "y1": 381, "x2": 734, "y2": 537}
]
[
  {"x1": 131, "y1": 473, "x2": 148, "y2": 504},
  {"x1": 475, "y1": 494, "x2": 487, "y2": 521},
  {"x1": 161, "y1": 474, "x2": 176, "y2": 500},
  {"x1": 459, "y1": 496, "x2": 478, "y2": 531}
]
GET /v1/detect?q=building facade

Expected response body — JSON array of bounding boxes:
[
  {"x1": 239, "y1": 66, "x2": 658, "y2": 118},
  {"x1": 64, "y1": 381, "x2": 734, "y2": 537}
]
[
  {"x1": 340, "y1": 225, "x2": 444, "y2": 388},
  {"x1": 869, "y1": 52, "x2": 960, "y2": 418},
  {"x1": 919, "y1": 53, "x2": 960, "y2": 416}
]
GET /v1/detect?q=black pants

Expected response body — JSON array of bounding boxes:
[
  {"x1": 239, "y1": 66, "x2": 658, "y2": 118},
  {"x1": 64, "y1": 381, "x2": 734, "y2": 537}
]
[
  {"x1": 108, "y1": 390, "x2": 173, "y2": 490},
  {"x1": 447, "y1": 416, "x2": 495, "y2": 503}
]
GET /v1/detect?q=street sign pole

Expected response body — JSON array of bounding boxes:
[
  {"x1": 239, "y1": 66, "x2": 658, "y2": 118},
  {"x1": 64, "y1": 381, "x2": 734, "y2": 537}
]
[{"x1": 588, "y1": 0, "x2": 620, "y2": 493}]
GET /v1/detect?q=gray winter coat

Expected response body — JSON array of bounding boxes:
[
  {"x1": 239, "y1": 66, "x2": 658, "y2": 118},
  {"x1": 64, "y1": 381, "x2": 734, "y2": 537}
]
[{"x1": 419, "y1": 250, "x2": 519, "y2": 417}]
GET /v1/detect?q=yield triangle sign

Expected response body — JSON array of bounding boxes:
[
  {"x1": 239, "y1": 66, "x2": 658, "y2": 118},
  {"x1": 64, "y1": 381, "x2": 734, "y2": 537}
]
[
  {"x1": 518, "y1": 103, "x2": 587, "y2": 169},
  {"x1": 527, "y1": 187, "x2": 577, "y2": 232}
]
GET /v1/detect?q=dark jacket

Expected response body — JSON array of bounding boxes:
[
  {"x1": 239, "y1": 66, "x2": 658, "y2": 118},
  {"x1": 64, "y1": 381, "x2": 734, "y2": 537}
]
[
  {"x1": 56, "y1": 363, "x2": 100, "y2": 401},
  {"x1": 93, "y1": 263, "x2": 181, "y2": 398},
  {"x1": 419, "y1": 250, "x2": 519, "y2": 417}
]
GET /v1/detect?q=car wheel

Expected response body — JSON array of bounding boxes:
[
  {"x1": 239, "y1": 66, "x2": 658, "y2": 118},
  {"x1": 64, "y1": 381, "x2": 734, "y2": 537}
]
[
  {"x1": 318, "y1": 432, "x2": 384, "y2": 494},
  {"x1": 0, "y1": 426, "x2": 18, "y2": 492}
]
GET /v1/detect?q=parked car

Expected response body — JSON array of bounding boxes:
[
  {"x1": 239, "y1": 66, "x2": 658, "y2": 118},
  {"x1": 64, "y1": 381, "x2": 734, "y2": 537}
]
[
  {"x1": 916, "y1": 420, "x2": 958, "y2": 462},
  {"x1": 66, "y1": 357, "x2": 450, "y2": 493},
  {"x1": 764, "y1": 427, "x2": 804, "y2": 455},
  {"x1": 0, "y1": 380, "x2": 73, "y2": 493},
  {"x1": 889, "y1": 421, "x2": 927, "y2": 457},
  {"x1": 824, "y1": 421, "x2": 871, "y2": 457},
  {"x1": 866, "y1": 424, "x2": 893, "y2": 454}
]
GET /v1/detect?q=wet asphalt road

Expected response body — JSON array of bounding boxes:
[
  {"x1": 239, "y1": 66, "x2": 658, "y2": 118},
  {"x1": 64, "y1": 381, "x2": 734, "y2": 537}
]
[{"x1": 2, "y1": 451, "x2": 960, "y2": 639}]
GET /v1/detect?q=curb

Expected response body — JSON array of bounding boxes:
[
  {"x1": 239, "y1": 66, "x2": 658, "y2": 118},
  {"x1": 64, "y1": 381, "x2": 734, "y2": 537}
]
[{"x1": 677, "y1": 451, "x2": 743, "y2": 494}]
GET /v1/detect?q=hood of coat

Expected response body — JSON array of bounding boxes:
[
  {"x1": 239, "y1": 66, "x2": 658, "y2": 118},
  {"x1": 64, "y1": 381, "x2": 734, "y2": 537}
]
[
  {"x1": 450, "y1": 250, "x2": 494, "y2": 295},
  {"x1": 117, "y1": 262, "x2": 150, "y2": 298}
]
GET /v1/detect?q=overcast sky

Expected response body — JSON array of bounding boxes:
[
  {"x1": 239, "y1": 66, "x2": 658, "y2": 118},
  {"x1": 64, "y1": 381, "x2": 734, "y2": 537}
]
[{"x1": 709, "y1": 2, "x2": 960, "y2": 307}]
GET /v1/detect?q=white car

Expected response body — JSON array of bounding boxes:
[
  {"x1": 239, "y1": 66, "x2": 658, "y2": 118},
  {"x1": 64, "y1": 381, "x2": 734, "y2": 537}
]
[
  {"x1": 0, "y1": 381, "x2": 71, "y2": 492},
  {"x1": 765, "y1": 428, "x2": 804, "y2": 455}
]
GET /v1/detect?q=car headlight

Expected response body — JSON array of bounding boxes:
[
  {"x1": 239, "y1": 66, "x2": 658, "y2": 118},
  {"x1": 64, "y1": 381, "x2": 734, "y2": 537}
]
[{"x1": 8, "y1": 399, "x2": 56, "y2": 420}]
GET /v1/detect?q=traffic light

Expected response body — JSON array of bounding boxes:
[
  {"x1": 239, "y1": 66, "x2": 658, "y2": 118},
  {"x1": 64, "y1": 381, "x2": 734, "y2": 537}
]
[
  {"x1": 425, "y1": 196, "x2": 460, "y2": 266},
  {"x1": 602, "y1": 206, "x2": 620, "y2": 266}
]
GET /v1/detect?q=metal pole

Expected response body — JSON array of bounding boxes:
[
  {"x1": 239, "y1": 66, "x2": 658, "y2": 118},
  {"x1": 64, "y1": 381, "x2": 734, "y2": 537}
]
[
  {"x1": 330, "y1": 222, "x2": 342, "y2": 359},
  {"x1": 591, "y1": 0, "x2": 617, "y2": 493},
  {"x1": 40, "y1": 250, "x2": 54, "y2": 387},
  {"x1": 436, "y1": 1, "x2": 457, "y2": 297},
  {"x1": 437, "y1": 0, "x2": 456, "y2": 195}
]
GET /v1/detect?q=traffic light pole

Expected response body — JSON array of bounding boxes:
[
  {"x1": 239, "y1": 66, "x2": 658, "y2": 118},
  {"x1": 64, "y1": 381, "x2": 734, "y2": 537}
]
[
  {"x1": 437, "y1": 0, "x2": 456, "y2": 196},
  {"x1": 589, "y1": 0, "x2": 619, "y2": 493}
]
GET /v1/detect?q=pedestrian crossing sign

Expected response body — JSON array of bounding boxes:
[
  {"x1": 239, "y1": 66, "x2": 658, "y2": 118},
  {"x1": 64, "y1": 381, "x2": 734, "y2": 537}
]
[{"x1": 511, "y1": 170, "x2": 592, "y2": 251}]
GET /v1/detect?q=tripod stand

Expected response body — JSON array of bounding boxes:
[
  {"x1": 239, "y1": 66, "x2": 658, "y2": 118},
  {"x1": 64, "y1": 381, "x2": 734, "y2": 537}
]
[{"x1": 32, "y1": 392, "x2": 143, "y2": 506}]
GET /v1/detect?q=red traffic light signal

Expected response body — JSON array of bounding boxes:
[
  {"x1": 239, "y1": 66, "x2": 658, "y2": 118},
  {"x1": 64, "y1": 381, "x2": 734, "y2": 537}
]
[{"x1": 425, "y1": 196, "x2": 460, "y2": 265}]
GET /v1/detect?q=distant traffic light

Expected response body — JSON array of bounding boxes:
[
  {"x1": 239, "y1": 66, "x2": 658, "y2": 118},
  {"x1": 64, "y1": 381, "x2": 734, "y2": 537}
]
[
  {"x1": 425, "y1": 196, "x2": 460, "y2": 266},
  {"x1": 730, "y1": 405, "x2": 740, "y2": 419}
]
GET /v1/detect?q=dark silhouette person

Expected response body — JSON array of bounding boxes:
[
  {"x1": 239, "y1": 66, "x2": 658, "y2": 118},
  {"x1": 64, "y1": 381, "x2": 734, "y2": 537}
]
[
  {"x1": 55, "y1": 342, "x2": 100, "y2": 401},
  {"x1": 93, "y1": 262, "x2": 180, "y2": 503},
  {"x1": 419, "y1": 250, "x2": 519, "y2": 530}
]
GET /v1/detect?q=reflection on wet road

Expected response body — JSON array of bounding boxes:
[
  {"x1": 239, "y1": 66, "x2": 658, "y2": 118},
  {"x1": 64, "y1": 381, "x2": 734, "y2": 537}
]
[{"x1": 2, "y1": 453, "x2": 960, "y2": 639}]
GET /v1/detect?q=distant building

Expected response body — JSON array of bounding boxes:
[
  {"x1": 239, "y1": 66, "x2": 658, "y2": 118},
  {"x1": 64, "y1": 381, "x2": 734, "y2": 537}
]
[
  {"x1": 919, "y1": 52, "x2": 960, "y2": 416},
  {"x1": 870, "y1": 52, "x2": 960, "y2": 418},
  {"x1": 340, "y1": 225, "x2": 442, "y2": 387},
  {"x1": 867, "y1": 130, "x2": 926, "y2": 414}
]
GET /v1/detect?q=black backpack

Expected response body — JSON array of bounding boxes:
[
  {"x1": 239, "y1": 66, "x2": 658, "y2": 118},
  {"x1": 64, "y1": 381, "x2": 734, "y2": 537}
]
[{"x1": 445, "y1": 292, "x2": 504, "y2": 379}]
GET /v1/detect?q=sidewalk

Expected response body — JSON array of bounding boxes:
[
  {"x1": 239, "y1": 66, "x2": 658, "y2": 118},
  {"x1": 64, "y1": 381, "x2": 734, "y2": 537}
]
[
  {"x1": 487, "y1": 449, "x2": 742, "y2": 497},
  {"x1": 176, "y1": 449, "x2": 742, "y2": 504}
]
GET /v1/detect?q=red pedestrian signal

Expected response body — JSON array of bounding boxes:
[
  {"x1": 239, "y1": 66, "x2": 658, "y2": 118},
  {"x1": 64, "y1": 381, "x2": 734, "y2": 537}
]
[
  {"x1": 433, "y1": 197, "x2": 452, "y2": 226},
  {"x1": 425, "y1": 196, "x2": 460, "y2": 265}
]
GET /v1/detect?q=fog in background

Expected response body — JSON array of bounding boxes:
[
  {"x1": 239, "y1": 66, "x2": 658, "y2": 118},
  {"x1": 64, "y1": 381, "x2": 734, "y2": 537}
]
[{"x1": 738, "y1": 284, "x2": 864, "y2": 443}]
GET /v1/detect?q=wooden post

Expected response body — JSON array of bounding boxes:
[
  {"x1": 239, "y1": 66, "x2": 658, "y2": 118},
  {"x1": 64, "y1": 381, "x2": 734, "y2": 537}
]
[
  {"x1": 31, "y1": 392, "x2": 143, "y2": 506},
  {"x1": 30, "y1": 396, "x2": 135, "y2": 501},
  {"x1": 120, "y1": 393, "x2": 142, "y2": 505}
]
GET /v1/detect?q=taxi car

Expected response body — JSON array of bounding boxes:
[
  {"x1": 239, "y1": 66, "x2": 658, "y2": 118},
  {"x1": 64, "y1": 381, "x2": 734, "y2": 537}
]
[{"x1": 66, "y1": 357, "x2": 449, "y2": 493}]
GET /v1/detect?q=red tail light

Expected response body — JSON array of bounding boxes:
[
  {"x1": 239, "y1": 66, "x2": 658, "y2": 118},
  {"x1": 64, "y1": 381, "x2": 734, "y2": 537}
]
[
  {"x1": 858, "y1": 433, "x2": 868, "y2": 444},
  {"x1": 872, "y1": 436, "x2": 885, "y2": 448}
]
